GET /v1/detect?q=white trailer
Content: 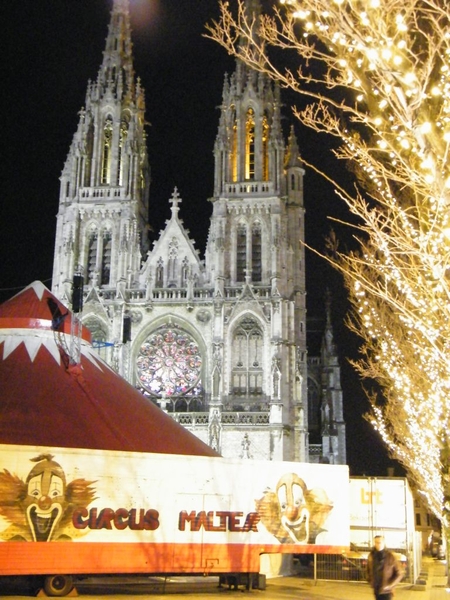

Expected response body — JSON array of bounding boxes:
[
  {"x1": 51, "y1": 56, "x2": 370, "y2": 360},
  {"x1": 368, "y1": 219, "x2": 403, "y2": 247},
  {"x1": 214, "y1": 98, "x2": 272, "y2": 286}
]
[
  {"x1": 349, "y1": 477, "x2": 417, "y2": 581},
  {"x1": 0, "y1": 443, "x2": 350, "y2": 596}
]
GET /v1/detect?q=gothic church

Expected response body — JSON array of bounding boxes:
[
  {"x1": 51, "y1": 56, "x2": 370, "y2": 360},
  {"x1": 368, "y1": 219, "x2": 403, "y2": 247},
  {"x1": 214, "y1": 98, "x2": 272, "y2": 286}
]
[{"x1": 51, "y1": 0, "x2": 346, "y2": 464}]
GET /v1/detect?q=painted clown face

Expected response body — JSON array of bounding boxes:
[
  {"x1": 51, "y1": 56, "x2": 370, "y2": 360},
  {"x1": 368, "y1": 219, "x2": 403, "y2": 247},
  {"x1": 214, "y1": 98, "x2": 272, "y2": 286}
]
[
  {"x1": 276, "y1": 473, "x2": 310, "y2": 543},
  {"x1": 24, "y1": 456, "x2": 66, "y2": 542}
]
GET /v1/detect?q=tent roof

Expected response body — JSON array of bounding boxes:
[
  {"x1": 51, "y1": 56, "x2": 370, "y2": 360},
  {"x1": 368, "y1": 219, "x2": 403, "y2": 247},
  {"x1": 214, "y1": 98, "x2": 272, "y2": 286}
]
[{"x1": 0, "y1": 282, "x2": 218, "y2": 457}]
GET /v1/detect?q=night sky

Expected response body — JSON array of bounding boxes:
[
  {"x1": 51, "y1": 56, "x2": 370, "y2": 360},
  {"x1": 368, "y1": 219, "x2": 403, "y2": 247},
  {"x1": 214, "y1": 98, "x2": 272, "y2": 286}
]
[{"x1": 1, "y1": 0, "x2": 401, "y2": 477}]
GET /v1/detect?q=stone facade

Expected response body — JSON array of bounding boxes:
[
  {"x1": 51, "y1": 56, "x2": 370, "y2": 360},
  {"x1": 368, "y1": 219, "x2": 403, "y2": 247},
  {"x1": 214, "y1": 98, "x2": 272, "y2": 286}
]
[{"x1": 51, "y1": 0, "x2": 346, "y2": 465}]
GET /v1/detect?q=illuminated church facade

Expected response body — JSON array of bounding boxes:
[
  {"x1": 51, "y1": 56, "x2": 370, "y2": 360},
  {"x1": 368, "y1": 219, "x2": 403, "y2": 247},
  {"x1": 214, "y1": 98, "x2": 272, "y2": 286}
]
[{"x1": 51, "y1": 0, "x2": 346, "y2": 464}]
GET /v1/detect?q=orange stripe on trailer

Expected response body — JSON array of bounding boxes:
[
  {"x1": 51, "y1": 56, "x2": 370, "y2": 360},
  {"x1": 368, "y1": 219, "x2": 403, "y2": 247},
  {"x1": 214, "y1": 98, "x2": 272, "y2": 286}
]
[
  {"x1": 0, "y1": 542, "x2": 262, "y2": 576},
  {"x1": 0, "y1": 542, "x2": 350, "y2": 577}
]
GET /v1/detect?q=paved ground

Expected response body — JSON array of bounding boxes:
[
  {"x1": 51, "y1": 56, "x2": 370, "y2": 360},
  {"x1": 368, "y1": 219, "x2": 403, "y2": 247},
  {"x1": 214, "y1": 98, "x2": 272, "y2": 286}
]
[{"x1": 1, "y1": 558, "x2": 449, "y2": 599}]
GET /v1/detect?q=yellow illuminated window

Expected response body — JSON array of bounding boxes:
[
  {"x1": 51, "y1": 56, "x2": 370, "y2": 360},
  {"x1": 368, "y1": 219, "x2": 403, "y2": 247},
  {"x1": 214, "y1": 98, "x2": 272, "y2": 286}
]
[
  {"x1": 101, "y1": 116, "x2": 113, "y2": 184},
  {"x1": 231, "y1": 106, "x2": 238, "y2": 182},
  {"x1": 262, "y1": 114, "x2": 269, "y2": 181},
  {"x1": 117, "y1": 119, "x2": 128, "y2": 186},
  {"x1": 245, "y1": 108, "x2": 255, "y2": 180}
]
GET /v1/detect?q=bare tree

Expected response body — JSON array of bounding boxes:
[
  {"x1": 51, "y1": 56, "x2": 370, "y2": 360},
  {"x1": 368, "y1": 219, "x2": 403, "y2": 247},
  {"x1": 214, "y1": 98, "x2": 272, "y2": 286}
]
[{"x1": 207, "y1": 0, "x2": 450, "y2": 522}]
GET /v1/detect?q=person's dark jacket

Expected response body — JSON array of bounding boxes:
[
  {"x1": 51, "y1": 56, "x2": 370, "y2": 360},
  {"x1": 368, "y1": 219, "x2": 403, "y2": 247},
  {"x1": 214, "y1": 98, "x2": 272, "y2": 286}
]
[{"x1": 367, "y1": 548, "x2": 404, "y2": 594}]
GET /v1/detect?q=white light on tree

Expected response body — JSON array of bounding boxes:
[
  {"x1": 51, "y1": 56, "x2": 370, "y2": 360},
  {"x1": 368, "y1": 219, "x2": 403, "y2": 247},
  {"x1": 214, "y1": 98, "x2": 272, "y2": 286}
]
[{"x1": 207, "y1": 0, "x2": 450, "y2": 524}]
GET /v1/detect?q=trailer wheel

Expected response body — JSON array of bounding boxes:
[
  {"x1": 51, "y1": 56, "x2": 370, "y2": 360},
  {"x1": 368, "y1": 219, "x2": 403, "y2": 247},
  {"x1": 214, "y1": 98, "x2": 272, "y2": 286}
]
[{"x1": 43, "y1": 575, "x2": 74, "y2": 597}]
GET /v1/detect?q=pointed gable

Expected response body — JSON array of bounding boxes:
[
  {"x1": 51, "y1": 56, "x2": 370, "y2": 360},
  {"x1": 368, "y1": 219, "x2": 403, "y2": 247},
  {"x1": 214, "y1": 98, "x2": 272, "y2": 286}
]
[{"x1": 141, "y1": 188, "x2": 204, "y2": 288}]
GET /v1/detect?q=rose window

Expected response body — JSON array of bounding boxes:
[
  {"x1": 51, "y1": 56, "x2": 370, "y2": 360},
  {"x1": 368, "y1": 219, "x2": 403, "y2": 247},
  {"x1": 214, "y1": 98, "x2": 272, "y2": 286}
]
[{"x1": 136, "y1": 326, "x2": 202, "y2": 397}]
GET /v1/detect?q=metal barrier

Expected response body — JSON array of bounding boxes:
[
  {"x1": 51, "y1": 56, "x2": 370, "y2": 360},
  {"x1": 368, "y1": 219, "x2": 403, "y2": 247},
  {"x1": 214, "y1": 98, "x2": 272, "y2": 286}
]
[{"x1": 315, "y1": 554, "x2": 368, "y2": 582}]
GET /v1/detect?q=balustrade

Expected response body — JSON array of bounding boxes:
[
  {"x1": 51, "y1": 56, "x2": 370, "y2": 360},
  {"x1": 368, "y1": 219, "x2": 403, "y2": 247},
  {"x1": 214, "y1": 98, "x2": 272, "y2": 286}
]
[{"x1": 170, "y1": 411, "x2": 270, "y2": 427}]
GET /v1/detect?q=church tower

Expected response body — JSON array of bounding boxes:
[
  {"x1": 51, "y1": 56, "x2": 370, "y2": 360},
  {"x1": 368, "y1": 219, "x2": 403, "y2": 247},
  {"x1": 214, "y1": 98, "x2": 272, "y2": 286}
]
[
  {"x1": 203, "y1": 0, "x2": 308, "y2": 460},
  {"x1": 52, "y1": 0, "x2": 149, "y2": 310},
  {"x1": 51, "y1": 0, "x2": 345, "y2": 465}
]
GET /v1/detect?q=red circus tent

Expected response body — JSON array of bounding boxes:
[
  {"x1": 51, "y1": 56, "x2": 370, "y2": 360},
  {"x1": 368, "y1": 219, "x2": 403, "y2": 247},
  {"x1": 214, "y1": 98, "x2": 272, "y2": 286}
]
[{"x1": 0, "y1": 281, "x2": 218, "y2": 457}]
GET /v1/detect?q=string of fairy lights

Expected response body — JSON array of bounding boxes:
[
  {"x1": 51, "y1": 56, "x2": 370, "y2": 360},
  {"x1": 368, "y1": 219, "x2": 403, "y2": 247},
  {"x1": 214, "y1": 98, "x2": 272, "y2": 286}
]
[
  {"x1": 276, "y1": 0, "x2": 450, "y2": 518},
  {"x1": 209, "y1": 0, "x2": 450, "y2": 518}
]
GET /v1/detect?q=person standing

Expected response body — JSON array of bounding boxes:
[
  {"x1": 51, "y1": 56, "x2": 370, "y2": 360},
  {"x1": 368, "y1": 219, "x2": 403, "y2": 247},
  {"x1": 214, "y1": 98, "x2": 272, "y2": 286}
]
[{"x1": 366, "y1": 535, "x2": 404, "y2": 599}]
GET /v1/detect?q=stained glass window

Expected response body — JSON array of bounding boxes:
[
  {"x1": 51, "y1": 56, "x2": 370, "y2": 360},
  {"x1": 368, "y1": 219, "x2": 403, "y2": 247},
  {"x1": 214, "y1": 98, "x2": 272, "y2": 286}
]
[{"x1": 136, "y1": 326, "x2": 203, "y2": 398}]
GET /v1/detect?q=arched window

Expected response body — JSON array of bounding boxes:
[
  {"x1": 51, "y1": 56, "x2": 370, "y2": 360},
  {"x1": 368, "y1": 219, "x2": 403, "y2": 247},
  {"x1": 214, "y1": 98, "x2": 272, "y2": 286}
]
[
  {"x1": 101, "y1": 231, "x2": 112, "y2": 286},
  {"x1": 245, "y1": 108, "x2": 255, "y2": 180},
  {"x1": 307, "y1": 376, "x2": 322, "y2": 441},
  {"x1": 84, "y1": 317, "x2": 109, "y2": 361},
  {"x1": 236, "y1": 225, "x2": 247, "y2": 282},
  {"x1": 262, "y1": 113, "x2": 270, "y2": 181},
  {"x1": 101, "y1": 116, "x2": 113, "y2": 184},
  {"x1": 174, "y1": 399, "x2": 188, "y2": 413},
  {"x1": 231, "y1": 106, "x2": 238, "y2": 182},
  {"x1": 155, "y1": 259, "x2": 164, "y2": 287},
  {"x1": 251, "y1": 223, "x2": 262, "y2": 282},
  {"x1": 87, "y1": 231, "x2": 98, "y2": 279},
  {"x1": 181, "y1": 257, "x2": 189, "y2": 286},
  {"x1": 117, "y1": 118, "x2": 128, "y2": 185},
  {"x1": 84, "y1": 122, "x2": 94, "y2": 186},
  {"x1": 167, "y1": 237, "x2": 179, "y2": 284},
  {"x1": 231, "y1": 317, "x2": 264, "y2": 397}
]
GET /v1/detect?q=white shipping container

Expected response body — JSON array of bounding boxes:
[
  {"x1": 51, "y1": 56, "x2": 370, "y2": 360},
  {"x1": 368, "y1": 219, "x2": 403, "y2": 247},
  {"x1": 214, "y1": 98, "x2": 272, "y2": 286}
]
[{"x1": 349, "y1": 477, "x2": 415, "y2": 558}]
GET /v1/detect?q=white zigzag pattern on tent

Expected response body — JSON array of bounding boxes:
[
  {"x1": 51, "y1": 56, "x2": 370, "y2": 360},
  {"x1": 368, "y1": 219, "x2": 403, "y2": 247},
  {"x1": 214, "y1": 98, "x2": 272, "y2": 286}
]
[{"x1": 0, "y1": 333, "x2": 105, "y2": 372}]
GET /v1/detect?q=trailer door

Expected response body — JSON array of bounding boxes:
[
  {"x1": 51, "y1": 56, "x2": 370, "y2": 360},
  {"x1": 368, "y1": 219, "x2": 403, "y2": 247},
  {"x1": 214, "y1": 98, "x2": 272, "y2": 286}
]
[{"x1": 172, "y1": 493, "x2": 231, "y2": 573}]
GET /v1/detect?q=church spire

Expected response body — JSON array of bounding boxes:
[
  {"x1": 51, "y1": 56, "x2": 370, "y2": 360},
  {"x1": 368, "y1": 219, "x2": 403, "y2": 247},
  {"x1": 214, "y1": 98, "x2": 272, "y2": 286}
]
[
  {"x1": 52, "y1": 0, "x2": 150, "y2": 300},
  {"x1": 285, "y1": 125, "x2": 301, "y2": 169},
  {"x1": 239, "y1": 0, "x2": 262, "y2": 48},
  {"x1": 97, "y1": 0, "x2": 135, "y2": 101}
]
